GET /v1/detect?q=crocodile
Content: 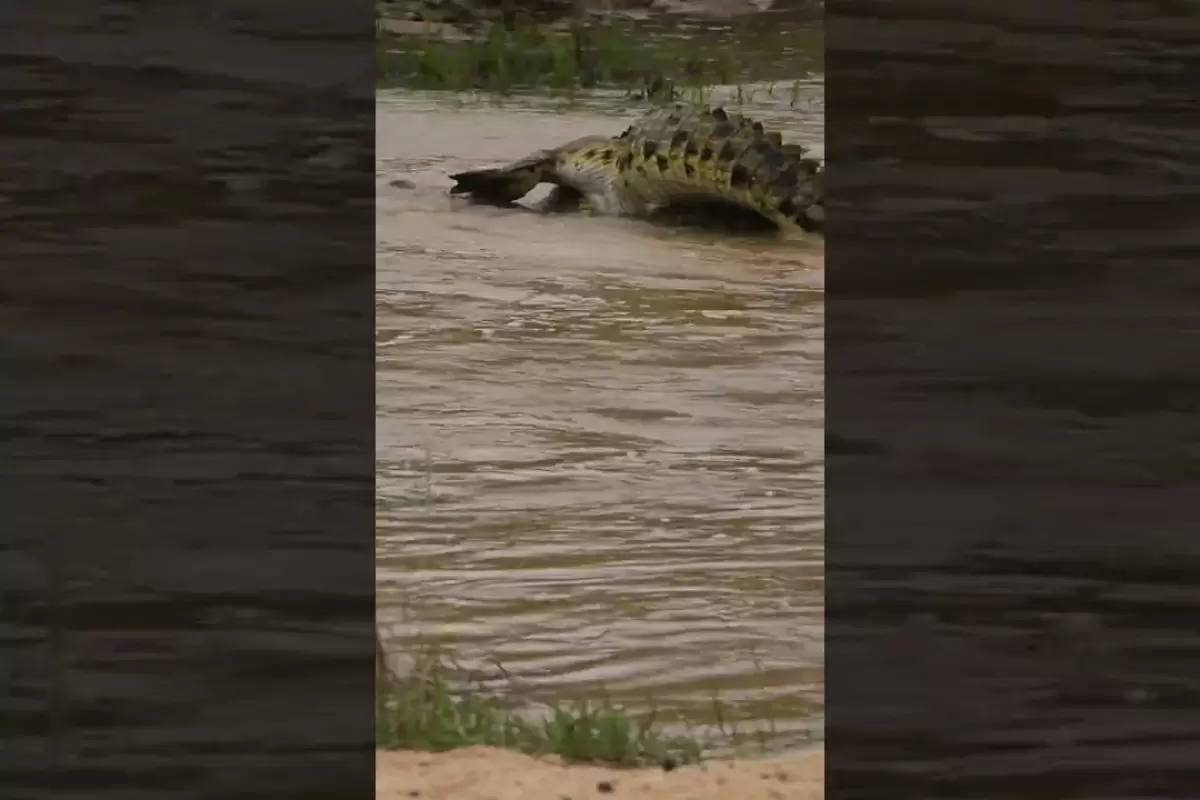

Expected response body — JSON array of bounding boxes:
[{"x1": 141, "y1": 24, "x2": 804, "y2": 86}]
[{"x1": 448, "y1": 104, "x2": 824, "y2": 236}]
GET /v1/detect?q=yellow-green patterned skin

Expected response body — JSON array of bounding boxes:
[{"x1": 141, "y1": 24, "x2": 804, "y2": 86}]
[
  {"x1": 449, "y1": 104, "x2": 823, "y2": 236},
  {"x1": 614, "y1": 105, "x2": 822, "y2": 232}
]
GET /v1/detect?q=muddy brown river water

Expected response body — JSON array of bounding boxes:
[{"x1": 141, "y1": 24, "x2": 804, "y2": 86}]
[{"x1": 376, "y1": 86, "x2": 824, "y2": 751}]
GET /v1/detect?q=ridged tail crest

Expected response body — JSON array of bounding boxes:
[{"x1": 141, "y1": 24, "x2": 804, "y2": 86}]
[{"x1": 615, "y1": 105, "x2": 823, "y2": 233}]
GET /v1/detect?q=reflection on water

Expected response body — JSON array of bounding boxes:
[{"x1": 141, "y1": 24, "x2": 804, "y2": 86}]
[{"x1": 375, "y1": 87, "x2": 825, "y2": 750}]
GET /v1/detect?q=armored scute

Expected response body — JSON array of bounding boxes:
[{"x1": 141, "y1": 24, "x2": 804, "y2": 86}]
[{"x1": 449, "y1": 105, "x2": 824, "y2": 236}]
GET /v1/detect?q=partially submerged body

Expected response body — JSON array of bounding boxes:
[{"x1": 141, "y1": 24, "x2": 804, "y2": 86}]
[{"x1": 449, "y1": 105, "x2": 824, "y2": 237}]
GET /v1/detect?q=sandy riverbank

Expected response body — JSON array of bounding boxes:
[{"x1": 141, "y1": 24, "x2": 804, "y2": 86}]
[{"x1": 377, "y1": 746, "x2": 823, "y2": 800}]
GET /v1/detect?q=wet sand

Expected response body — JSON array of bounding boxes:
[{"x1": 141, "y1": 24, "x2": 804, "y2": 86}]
[{"x1": 377, "y1": 746, "x2": 823, "y2": 799}]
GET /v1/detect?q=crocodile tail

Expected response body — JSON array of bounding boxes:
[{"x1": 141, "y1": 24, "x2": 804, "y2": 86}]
[
  {"x1": 449, "y1": 151, "x2": 554, "y2": 205},
  {"x1": 618, "y1": 105, "x2": 823, "y2": 234}
]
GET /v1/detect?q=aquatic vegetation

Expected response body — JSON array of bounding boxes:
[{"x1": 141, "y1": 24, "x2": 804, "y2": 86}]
[
  {"x1": 375, "y1": 634, "x2": 798, "y2": 765},
  {"x1": 376, "y1": 15, "x2": 821, "y2": 101},
  {"x1": 376, "y1": 638, "x2": 704, "y2": 766}
]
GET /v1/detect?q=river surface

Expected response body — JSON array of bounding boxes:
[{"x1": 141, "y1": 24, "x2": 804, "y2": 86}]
[{"x1": 375, "y1": 85, "x2": 825, "y2": 750}]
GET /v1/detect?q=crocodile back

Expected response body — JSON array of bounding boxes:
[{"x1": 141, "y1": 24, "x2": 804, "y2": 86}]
[{"x1": 615, "y1": 105, "x2": 823, "y2": 233}]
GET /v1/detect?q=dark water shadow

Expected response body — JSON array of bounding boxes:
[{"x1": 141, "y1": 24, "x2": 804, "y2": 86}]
[
  {"x1": 827, "y1": 1, "x2": 1200, "y2": 796},
  {"x1": 2, "y1": 5, "x2": 375, "y2": 798}
]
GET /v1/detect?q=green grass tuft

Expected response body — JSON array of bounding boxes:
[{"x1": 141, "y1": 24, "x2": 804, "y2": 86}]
[{"x1": 376, "y1": 642, "x2": 705, "y2": 766}]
